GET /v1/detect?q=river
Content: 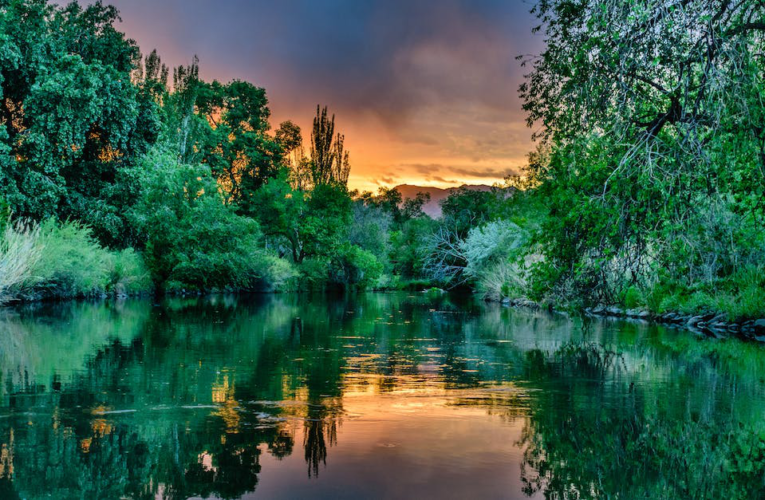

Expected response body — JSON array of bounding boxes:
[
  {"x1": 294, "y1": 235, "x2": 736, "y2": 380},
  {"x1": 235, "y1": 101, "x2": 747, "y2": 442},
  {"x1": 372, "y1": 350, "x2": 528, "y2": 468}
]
[{"x1": 0, "y1": 292, "x2": 763, "y2": 499}]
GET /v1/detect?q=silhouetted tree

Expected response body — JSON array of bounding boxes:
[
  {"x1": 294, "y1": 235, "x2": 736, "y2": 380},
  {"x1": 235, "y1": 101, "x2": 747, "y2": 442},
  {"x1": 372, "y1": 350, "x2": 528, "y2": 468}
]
[{"x1": 310, "y1": 106, "x2": 350, "y2": 186}]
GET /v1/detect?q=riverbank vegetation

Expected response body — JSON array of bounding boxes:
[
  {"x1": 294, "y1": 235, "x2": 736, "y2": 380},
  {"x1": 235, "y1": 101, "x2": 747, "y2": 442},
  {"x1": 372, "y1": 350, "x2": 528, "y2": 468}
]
[{"x1": 1, "y1": 0, "x2": 764, "y2": 324}]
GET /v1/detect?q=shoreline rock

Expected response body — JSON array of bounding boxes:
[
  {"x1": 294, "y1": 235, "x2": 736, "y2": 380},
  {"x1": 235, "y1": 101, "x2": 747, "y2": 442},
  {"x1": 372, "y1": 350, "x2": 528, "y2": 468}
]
[{"x1": 495, "y1": 295, "x2": 765, "y2": 343}]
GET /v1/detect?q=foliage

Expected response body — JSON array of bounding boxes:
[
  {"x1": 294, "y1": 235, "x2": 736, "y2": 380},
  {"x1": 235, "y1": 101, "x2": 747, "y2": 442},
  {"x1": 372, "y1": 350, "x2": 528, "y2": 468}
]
[
  {"x1": 260, "y1": 253, "x2": 299, "y2": 291},
  {"x1": 26, "y1": 219, "x2": 113, "y2": 299},
  {"x1": 0, "y1": 218, "x2": 153, "y2": 301},
  {"x1": 0, "y1": 220, "x2": 42, "y2": 304},
  {"x1": 0, "y1": 0, "x2": 161, "y2": 247},
  {"x1": 298, "y1": 256, "x2": 331, "y2": 289},
  {"x1": 329, "y1": 244, "x2": 384, "y2": 288},
  {"x1": 0, "y1": 1, "x2": 378, "y2": 297},
  {"x1": 132, "y1": 150, "x2": 264, "y2": 291},
  {"x1": 109, "y1": 247, "x2": 153, "y2": 295},
  {"x1": 251, "y1": 171, "x2": 353, "y2": 268},
  {"x1": 461, "y1": 220, "x2": 528, "y2": 280},
  {"x1": 389, "y1": 217, "x2": 437, "y2": 280},
  {"x1": 194, "y1": 79, "x2": 283, "y2": 213},
  {"x1": 310, "y1": 105, "x2": 350, "y2": 186},
  {"x1": 518, "y1": 0, "x2": 765, "y2": 316},
  {"x1": 275, "y1": 120, "x2": 311, "y2": 190},
  {"x1": 349, "y1": 200, "x2": 392, "y2": 270},
  {"x1": 440, "y1": 187, "x2": 507, "y2": 238}
]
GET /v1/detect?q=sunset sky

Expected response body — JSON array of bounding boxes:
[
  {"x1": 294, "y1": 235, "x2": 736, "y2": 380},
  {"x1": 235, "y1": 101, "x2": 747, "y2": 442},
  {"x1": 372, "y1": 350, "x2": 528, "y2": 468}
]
[{"x1": 97, "y1": 0, "x2": 543, "y2": 191}]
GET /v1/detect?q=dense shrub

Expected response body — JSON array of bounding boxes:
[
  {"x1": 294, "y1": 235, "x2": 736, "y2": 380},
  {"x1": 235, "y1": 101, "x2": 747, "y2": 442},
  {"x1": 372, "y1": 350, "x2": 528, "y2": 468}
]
[
  {"x1": 349, "y1": 201, "x2": 392, "y2": 271},
  {"x1": 298, "y1": 257, "x2": 331, "y2": 290},
  {"x1": 461, "y1": 221, "x2": 528, "y2": 280},
  {"x1": 329, "y1": 245, "x2": 384, "y2": 288},
  {"x1": 109, "y1": 248, "x2": 153, "y2": 295},
  {"x1": 133, "y1": 151, "x2": 266, "y2": 291},
  {"x1": 254, "y1": 253, "x2": 299, "y2": 292}
]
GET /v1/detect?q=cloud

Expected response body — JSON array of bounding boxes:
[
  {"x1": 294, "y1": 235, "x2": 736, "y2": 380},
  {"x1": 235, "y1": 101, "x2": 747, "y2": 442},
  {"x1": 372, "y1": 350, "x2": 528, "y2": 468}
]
[
  {"x1": 399, "y1": 163, "x2": 519, "y2": 181},
  {"x1": 450, "y1": 166, "x2": 519, "y2": 179}
]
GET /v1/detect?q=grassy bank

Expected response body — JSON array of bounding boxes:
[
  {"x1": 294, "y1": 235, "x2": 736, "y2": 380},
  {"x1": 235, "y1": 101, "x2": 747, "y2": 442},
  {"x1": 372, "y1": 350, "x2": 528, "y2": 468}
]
[{"x1": 0, "y1": 220, "x2": 152, "y2": 305}]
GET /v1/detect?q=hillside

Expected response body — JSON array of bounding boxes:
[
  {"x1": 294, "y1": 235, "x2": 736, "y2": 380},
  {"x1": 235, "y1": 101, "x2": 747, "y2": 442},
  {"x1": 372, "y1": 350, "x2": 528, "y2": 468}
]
[{"x1": 394, "y1": 184, "x2": 494, "y2": 218}]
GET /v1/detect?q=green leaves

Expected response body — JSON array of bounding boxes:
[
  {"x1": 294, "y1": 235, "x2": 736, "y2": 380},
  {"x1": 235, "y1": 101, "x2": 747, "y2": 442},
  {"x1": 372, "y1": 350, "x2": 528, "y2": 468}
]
[
  {"x1": 132, "y1": 150, "x2": 263, "y2": 291},
  {"x1": 0, "y1": 0, "x2": 159, "y2": 247},
  {"x1": 521, "y1": 0, "x2": 765, "y2": 306}
]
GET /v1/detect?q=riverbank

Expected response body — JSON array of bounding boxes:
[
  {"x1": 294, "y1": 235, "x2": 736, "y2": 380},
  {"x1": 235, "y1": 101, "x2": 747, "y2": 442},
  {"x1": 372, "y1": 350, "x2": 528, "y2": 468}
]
[{"x1": 498, "y1": 296, "x2": 765, "y2": 342}]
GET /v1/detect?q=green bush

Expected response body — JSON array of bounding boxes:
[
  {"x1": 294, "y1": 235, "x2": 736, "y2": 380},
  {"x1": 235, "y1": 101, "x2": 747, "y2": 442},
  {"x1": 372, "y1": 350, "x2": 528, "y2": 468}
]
[
  {"x1": 330, "y1": 245, "x2": 384, "y2": 288},
  {"x1": 642, "y1": 264, "x2": 765, "y2": 320},
  {"x1": 109, "y1": 249, "x2": 153, "y2": 295},
  {"x1": 299, "y1": 257, "x2": 331, "y2": 290},
  {"x1": 622, "y1": 286, "x2": 643, "y2": 309},
  {"x1": 254, "y1": 253, "x2": 299, "y2": 292},
  {"x1": 2, "y1": 219, "x2": 154, "y2": 301},
  {"x1": 350, "y1": 201, "x2": 392, "y2": 272},
  {"x1": 462, "y1": 221, "x2": 529, "y2": 279},
  {"x1": 133, "y1": 151, "x2": 267, "y2": 291}
]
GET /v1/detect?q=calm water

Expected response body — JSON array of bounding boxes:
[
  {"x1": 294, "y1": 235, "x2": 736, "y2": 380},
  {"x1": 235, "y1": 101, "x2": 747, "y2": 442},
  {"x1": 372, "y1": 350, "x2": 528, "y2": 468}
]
[{"x1": 1, "y1": 292, "x2": 764, "y2": 499}]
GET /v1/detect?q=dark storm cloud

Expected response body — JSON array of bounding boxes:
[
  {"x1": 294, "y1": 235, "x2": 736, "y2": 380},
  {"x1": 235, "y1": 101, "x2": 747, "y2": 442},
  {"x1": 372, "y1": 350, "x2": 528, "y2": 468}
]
[{"x1": 98, "y1": 0, "x2": 538, "y2": 119}]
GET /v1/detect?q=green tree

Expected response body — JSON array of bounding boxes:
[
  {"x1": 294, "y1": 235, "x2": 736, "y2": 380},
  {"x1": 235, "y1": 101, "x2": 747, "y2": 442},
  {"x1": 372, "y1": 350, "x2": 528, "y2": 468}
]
[
  {"x1": 251, "y1": 170, "x2": 353, "y2": 267},
  {"x1": 310, "y1": 105, "x2": 350, "y2": 186},
  {"x1": 0, "y1": 0, "x2": 161, "y2": 247},
  {"x1": 520, "y1": 0, "x2": 765, "y2": 305},
  {"x1": 275, "y1": 120, "x2": 311, "y2": 190},
  {"x1": 194, "y1": 80, "x2": 283, "y2": 213},
  {"x1": 131, "y1": 149, "x2": 264, "y2": 291}
]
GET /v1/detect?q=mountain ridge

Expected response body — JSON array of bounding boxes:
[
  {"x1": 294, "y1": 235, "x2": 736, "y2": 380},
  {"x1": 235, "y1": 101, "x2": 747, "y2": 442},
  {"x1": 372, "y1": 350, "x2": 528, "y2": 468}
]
[{"x1": 393, "y1": 184, "x2": 494, "y2": 218}]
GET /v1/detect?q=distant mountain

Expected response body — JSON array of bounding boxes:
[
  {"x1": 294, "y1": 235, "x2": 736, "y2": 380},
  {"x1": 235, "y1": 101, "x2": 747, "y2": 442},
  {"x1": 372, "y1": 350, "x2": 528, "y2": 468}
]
[{"x1": 394, "y1": 184, "x2": 494, "y2": 218}]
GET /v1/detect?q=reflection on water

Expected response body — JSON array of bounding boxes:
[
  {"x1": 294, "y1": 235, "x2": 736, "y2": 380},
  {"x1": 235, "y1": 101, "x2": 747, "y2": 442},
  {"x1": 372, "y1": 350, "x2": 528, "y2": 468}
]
[{"x1": 0, "y1": 293, "x2": 764, "y2": 499}]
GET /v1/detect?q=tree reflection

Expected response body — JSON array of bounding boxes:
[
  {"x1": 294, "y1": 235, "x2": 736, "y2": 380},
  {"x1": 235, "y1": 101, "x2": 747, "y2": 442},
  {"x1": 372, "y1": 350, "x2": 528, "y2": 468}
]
[
  {"x1": 515, "y1": 342, "x2": 765, "y2": 499},
  {"x1": 303, "y1": 400, "x2": 341, "y2": 478},
  {"x1": 2, "y1": 295, "x2": 765, "y2": 499}
]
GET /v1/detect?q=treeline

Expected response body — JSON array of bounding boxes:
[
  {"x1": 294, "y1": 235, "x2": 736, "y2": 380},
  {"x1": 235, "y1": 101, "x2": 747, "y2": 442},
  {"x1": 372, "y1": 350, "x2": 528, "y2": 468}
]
[
  {"x1": 0, "y1": 0, "x2": 525, "y2": 303},
  {"x1": 0, "y1": 0, "x2": 360, "y2": 300},
  {"x1": 509, "y1": 0, "x2": 765, "y2": 320},
  {"x1": 2, "y1": 0, "x2": 764, "y2": 321}
]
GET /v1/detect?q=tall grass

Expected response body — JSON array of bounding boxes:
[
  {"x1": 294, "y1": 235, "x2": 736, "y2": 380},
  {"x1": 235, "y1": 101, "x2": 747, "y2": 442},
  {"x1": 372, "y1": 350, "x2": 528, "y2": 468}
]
[
  {"x1": 27, "y1": 219, "x2": 113, "y2": 299},
  {"x1": 0, "y1": 221, "x2": 43, "y2": 305},
  {"x1": 1, "y1": 219, "x2": 154, "y2": 304}
]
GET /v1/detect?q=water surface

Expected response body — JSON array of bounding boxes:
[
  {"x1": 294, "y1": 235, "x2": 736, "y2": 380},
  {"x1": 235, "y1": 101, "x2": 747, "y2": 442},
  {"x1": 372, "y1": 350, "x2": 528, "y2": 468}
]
[{"x1": 1, "y1": 293, "x2": 764, "y2": 499}]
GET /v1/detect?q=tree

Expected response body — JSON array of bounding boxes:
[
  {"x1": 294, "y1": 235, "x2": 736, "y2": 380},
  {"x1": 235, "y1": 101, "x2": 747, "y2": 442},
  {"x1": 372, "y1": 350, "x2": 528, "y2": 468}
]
[
  {"x1": 356, "y1": 187, "x2": 430, "y2": 227},
  {"x1": 350, "y1": 200, "x2": 392, "y2": 268},
  {"x1": 131, "y1": 149, "x2": 264, "y2": 290},
  {"x1": 275, "y1": 120, "x2": 311, "y2": 190},
  {"x1": 402, "y1": 191, "x2": 431, "y2": 221},
  {"x1": 0, "y1": 0, "x2": 161, "y2": 247},
  {"x1": 250, "y1": 169, "x2": 309, "y2": 263},
  {"x1": 251, "y1": 170, "x2": 353, "y2": 265},
  {"x1": 520, "y1": 0, "x2": 765, "y2": 303},
  {"x1": 440, "y1": 187, "x2": 503, "y2": 238},
  {"x1": 194, "y1": 80, "x2": 283, "y2": 213},
  {"x1": 164, "y1": 56, "x2": 203, "y2": 164},
  {"x1": 310, "y1": 105, "x2": 350, "y2": 186}
]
